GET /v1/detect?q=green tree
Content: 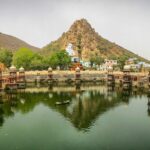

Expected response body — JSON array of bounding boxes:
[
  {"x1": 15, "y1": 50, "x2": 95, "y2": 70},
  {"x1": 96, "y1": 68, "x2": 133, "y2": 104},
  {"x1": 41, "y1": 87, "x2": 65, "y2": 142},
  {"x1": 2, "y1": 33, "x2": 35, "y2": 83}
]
[
  {"x1": 49, "y1": 50, "x2": 71, "y2": 69},
  {"x1": 42, "y1": 56, "x2": 51, "y2": 69},
  {"x1": 94, "y1": 56, "x2": 104, "y2": 66},
  {"x1": 89, "y1": 51, "x2": 104, "y2": 68},
  {"x1": 30, "y1": 54, "x2": 44, "y2": 70},
  {"x1": 89, "y1": 51, "x2": 95, "y2": 68},
  {"x1": 117, "y1": 55, "x2": 129, "y2": 70},
  {"x1": 0, "y1": 48, "x2": 13, "y2": 67},
  {"x1": 90, "y1": 56, "x2": 104, "y2": 68},
  {"x1": 13, "y1": 47, "x2": 35, "y2": 70}
]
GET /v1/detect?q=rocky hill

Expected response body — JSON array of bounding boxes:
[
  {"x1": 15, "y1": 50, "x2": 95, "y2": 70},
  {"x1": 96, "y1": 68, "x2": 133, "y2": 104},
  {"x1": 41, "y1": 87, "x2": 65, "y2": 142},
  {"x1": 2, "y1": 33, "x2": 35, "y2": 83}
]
[
  {"x1": 0, "y1": 32, "x2": 40, "y2": 52},
  {"x1": 43, "y1": 19, "x2": 148, "y2": 62}
]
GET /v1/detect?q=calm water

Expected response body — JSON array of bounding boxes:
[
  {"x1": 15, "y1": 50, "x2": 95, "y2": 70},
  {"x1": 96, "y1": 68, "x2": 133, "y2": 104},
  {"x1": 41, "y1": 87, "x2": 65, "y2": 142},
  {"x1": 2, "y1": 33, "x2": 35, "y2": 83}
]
[{"x1": 0, "y1": 85, "x2": 150, "y2": 150}]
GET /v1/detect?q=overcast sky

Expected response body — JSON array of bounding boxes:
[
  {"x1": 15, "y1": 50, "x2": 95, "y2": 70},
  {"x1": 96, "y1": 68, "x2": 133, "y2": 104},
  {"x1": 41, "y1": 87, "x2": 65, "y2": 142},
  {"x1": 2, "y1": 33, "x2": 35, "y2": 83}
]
[{"x1": 0, "y1": 0, "x2": 150, "y2": 60}]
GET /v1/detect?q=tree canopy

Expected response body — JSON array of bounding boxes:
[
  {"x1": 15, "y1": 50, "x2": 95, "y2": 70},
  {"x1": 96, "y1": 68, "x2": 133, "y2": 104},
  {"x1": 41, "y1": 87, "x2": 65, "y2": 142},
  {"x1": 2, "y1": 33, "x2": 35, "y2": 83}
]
[
  {"x1": 12, "y1": 48, "x2": 71, "y2": 70},
  {"x1": 13, "y1": 47, "x2": 35, "y2": 69},
  {"x1": 0, "y1": 48, "x2": 13, "y2": 67},
  {"x1": 49, "y1": 50, "x2": 71, "y2": 69}
]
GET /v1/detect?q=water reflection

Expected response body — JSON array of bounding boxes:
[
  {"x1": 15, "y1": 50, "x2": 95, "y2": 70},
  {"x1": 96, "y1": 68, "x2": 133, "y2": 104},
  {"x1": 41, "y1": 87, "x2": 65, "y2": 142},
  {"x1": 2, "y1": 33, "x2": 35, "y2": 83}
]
[
  {"x1": 0, "y1": 85, "x2": 149, "y2": 131},
  {"x1": 147, "y1": 94, "x2": 150, "y2": 116}
]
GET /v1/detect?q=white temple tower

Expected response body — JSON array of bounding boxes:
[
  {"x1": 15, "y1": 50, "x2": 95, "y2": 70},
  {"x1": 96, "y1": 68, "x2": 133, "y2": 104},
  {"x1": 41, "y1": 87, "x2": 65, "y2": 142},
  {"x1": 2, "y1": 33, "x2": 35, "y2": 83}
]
[{"x1": 66, "y1": 43, "x2": 80, "y2": 62}]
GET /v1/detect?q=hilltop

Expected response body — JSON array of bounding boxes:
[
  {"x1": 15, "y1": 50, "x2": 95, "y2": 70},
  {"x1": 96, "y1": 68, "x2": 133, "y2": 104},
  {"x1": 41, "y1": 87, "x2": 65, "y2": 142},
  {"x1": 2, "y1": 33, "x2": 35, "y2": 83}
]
[
  {"x1": 43, "y1": 19, "x2": 148, "y2": 62},
  {"x1": 0, "y1": 32, "x2": 40, "y2": 52},
  {"x1": 0, "y1": 19, "x2": 149, "y2": 63}
]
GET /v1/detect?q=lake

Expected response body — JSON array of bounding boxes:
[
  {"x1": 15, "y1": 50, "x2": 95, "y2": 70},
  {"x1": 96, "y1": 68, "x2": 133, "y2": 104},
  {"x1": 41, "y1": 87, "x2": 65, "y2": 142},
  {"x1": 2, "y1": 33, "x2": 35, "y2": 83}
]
[{"x1": 0, "y1": 85, "x2": 150, "y2": 150}]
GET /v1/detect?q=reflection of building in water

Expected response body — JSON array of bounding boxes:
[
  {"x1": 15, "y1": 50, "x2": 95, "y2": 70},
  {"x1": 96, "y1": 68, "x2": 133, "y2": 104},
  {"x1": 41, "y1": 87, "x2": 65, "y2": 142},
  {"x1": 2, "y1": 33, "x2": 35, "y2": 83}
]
[
  {"x1": 0, "y1": 93, "x2": 17, "y2": 127},
  {"x1": 0, "y1": 86, "x2": 146, "y2": 131},
  {"x1": 121, "y1": 88, "x2": 131, "y2": 104},
  {"x1": 0, "y1": 106, "x2": 4, "y2": 127},
  {"x1": 48, "y1": 84, "x2": 53, "y2": 91},
  {"x1": 123, "y1": 65, "x2": 132, "y2": 90},
  {"x1": 147, "y1": 95, "x2": 150, "y2": 116},
  {"x1": 0, "y1": 68, "x2": 2, "y2": 92}
]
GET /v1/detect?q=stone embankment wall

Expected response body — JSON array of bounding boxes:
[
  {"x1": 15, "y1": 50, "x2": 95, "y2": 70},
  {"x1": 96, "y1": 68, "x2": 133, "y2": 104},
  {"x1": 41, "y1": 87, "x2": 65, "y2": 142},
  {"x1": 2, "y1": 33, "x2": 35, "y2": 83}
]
[{"x1": 24, "y1": 70, "x2": 107, "y2": 83}]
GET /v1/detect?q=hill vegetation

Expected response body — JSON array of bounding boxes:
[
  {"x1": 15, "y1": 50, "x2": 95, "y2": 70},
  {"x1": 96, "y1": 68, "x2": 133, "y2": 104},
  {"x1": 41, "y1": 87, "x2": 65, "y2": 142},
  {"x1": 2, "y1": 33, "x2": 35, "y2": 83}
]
[
  {"x1": 0, "y1": 32, "x2": 40, "y2": 52},
  {"x1": 43, "y1": 19, "x2": 149, "y2": 63},
  {"x1": 0, "y1": 19, "x2": 149, "y2": 70}
]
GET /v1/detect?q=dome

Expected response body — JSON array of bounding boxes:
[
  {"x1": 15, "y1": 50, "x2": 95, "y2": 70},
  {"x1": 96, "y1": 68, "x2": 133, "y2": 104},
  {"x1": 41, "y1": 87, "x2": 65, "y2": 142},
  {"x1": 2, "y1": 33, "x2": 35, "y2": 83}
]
[
  {"x1": 19, "y1": 67, "x2": 25, "y2": 72},
  {"x1": 9, "y1": 65, "x2": 16, "y2": 72},
  {"x1": 76, "y1": 67, "x2": 80, "y2": 72},
  {"x1": 108, "y1": 66, "x2": 113, "y2": 72},
  {"x1": 48, "y1": 67, "x2": 52, "y2": 72},
  {"x1": 124, "y1": 65, "x2": 131, "y2": 71}
]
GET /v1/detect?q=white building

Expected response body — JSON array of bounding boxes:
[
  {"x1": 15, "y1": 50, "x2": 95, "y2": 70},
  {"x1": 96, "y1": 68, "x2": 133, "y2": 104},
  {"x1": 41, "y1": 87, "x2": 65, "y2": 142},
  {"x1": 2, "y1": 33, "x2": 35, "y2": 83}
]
[
  {"x1": 104, "y1": 59, "x2": 117, "y2": 67},
  {"x1": 138, "y1": 62, "x2": 150, "y2": 68},
  {"x1": 99, "y1": 59, "x2": 118, "y2": 71},
  {"x1": 126, "y1": 57, "x2": 138, "y2": 65},
  {"x1": 66, "y1": 43, "x2": 80, "y2": 62},
  {"x1": 80, "y1": 61, "x2": 91, "y2": 68}
]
